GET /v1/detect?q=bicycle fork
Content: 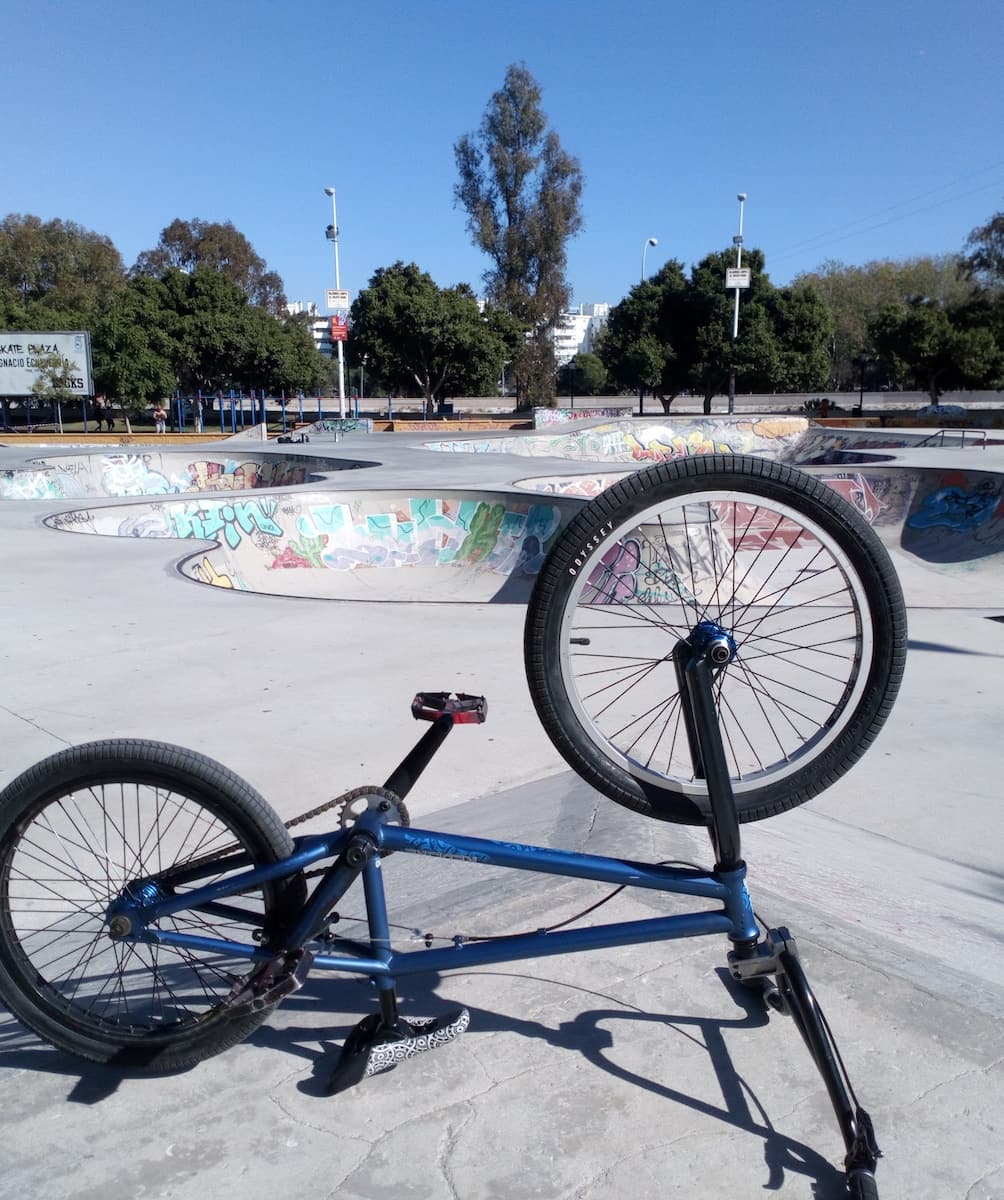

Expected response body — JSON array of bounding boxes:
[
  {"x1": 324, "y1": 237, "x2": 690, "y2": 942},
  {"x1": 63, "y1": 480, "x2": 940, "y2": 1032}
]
[{"x1": 674, "y1": 634, "x2": 881, "y2": 1196}]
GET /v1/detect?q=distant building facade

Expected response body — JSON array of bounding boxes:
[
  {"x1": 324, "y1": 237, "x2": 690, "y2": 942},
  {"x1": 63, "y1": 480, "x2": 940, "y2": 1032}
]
[
  {"x1": 286, "y1": 301, "x2": 334, "y2": 358},
  {"x1": 552, "y1": 303, "x2": 610, "y2": 365},
  {"x1": 288, "y1": 298, "x2": 610, "y2": 370}
]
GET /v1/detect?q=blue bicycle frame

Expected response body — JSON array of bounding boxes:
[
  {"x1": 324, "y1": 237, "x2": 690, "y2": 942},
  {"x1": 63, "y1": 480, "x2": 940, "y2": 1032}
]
[
  {"x1": 110, "y1": 815, "x2": 759, "y2": 976},
  {"x1": 102, "y1": 641, "x2": 881, "y2": 1195}
]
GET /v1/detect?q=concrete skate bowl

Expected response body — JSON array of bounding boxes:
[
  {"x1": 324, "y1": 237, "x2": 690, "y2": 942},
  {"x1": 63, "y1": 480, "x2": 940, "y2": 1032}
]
[
  {"x1": 43, "y1": 489, "x2": 584, "y2": 603},
  {"x1": 423, "y1": 414, "x2": 812, "y2": 463},
  {"x1": 514, "y1": 455, "x2": 1004, "y2": 608},
  {"x1": 0, "y1": 448, "x2": 376, "y2": 501},
  {"x1": 801, "y1": 460, "x2": 1004, "y2": 605},
  {"x1": 780, "y1": 424, "x2": 1004, "y2": 466}
]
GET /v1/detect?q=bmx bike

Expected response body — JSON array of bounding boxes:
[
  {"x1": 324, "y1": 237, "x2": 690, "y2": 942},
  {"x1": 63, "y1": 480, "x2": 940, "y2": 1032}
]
[{"x1": 0, "y1": 456, "x2": 906, "y2": 1198}]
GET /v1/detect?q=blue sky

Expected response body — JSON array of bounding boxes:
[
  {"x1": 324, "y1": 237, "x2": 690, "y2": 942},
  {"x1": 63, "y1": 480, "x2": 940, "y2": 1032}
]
[{"x1": 7, "y1": 0, "x2": 1003, "y2": 312}]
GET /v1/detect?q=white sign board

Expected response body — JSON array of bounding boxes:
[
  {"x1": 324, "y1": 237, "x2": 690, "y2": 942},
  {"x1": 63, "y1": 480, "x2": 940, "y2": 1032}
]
[
  {"x1": 325, "y1": 289, "x2": 351, "y2": 310},
  {"x1": 725, "y1": 268, "x2": 751, "y2": 289},
  {"x1": 0, "y1": 331, "x2": 93, "y2": 396}
]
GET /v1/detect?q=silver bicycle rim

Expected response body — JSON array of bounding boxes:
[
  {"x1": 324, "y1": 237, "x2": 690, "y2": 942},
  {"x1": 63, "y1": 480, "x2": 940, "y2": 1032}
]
[
  {"x1": 556, "y1": 489, "x2": 872, "y2": 799},
  {"x1": 3, "y1": 783, "x2": 261, "y2": 1033}
]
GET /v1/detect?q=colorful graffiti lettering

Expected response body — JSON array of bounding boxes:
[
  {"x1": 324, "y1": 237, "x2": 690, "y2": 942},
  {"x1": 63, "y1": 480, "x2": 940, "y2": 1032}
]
[
  {"x1": 583, "y1": 537, "x2": 696, "y2": 605},
  {"x1": 1, "y1": 470, "x2": 68, "y2": 499},
  {"x1": 271, "y1": 532, "x2": 329, "y2": 569},
  {"x1": 288, "y1": 497, "x2": 562, "y2": 576},
  {"x1": 533, "y1": 407, "x2": 626, "y2": 427},
  {"x1": 819, "y1": 473, "x2": 887, "y2": 524},
  {"x1": 584, "y1": 539, "x2": 642, "y2": 603},
  {"x1": 714, "y1": 501, "x2": 820, "y2": 551},
  {"x1": 313, "y1": 418, "x2": 373, "y2": 433},
  {"x1": 624, "y1": 428, "x2": 734, "y2": 462},
  {"x1": 170, "y1": 498, "x2": 283, "y2": 548},
  {"x1": 189, "y1": 556, "x2": 240, "y2": 589},
  {"x1": 426, "y1": 418, "x2": 806, "y2": 463},
  {"x1": 908, "y1": 480, "x2": 1002, "y2": 532}
]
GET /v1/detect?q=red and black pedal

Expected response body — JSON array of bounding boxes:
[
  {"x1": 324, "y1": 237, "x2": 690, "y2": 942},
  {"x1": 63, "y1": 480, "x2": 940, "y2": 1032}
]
[{"x1": 411, "y1": 692, "x2": 487, "y2": 725}]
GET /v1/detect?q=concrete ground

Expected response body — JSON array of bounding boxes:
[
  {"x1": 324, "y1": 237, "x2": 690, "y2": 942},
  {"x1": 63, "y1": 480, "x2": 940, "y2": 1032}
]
[{"x1": 0, "y1": 428, "x2": 1002, "y2": 1200}]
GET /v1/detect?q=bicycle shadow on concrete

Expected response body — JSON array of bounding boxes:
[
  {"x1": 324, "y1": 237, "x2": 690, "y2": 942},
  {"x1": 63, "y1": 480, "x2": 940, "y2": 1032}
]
[
  {"x1": 0, "y1": 1010, "x2": 197, "y2": 1100},
  {"x1": 0, "y1": 968, "x2": 849, "y2": 1198},
  {"x1": 248, "y1": 965, "x2": 850, "y2": 1199}
]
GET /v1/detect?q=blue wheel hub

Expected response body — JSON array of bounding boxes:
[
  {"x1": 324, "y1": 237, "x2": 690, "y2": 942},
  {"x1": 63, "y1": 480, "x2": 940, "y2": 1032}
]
[{"x1": 689, "y1": 620, "x2": 738, "y2": 666}]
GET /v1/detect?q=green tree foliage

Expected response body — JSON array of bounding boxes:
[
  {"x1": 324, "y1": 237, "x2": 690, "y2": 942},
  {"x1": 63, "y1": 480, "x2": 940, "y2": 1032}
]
[
  {"x1": 869, "y1": 297, "x2": 1003, "y2": 402},
  {"x1": 349, "y1": 262, "x2": 506, "y2": 404},
  {"x1": 93, "y1": 268, "x2": 326, "y2": 409},
  {"x1": 0, "y1": 214, "x2": 125, "y2": 328},
  {"x1": 963, "y1": 210, "x2": 1004, "y2": 290},
  {"x1": 793, "y1": 256, "x2": 973, "y2": 388},
  {"x1": 556, "y1": 352, "x2": 607, "y2": 399},
  {"x1": 763, "y1": 284, "x2": 833, "y2": 392},
  {"x1": 454, "y1": 63, "x2": 584, "y2": 406},
  {"x1": 28, "y1": 350, "x2": 79, "y2": 404},
  {"x1": 601, "y1": 250, "x2": 830, "y2": 411},
  {"x1": 132, "y1": 218, "x2": 286, "y2": 315},
  {"x1": 92, "y1": 277, "x2": 177, "y2": 408},
  {"x1": 600, "y1": 262, "x2": 687, "y2": 406}
]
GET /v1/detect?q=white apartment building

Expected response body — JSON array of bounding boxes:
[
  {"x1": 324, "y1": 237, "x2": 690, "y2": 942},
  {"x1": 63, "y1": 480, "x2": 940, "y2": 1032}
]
[
  {"x1": 286, "y1": 301, "x2": 335, "y2": 358},
  {"x1": 552, "y1": 303, "x2": 610, "y2": 365}
]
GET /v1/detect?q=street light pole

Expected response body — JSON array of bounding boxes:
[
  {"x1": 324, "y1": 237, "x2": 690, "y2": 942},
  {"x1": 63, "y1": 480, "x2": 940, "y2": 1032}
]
[
  {"x1": 324, "y1": 186, "x2": 346, "y2": 419},
  {"x1": 639, "y1": 236, "x2": 658, "y2": 416},
  {"x1": 727, "y1": 193, "x2": 746, "y2": 415}
]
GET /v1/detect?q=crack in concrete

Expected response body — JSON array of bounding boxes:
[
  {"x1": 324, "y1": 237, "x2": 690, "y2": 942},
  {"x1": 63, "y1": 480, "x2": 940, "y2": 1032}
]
[
  {"x1": 570, "y1": 1128, "x2": 738, "y2": 1198},
  {"x1": 902, "y1": 1052, "x2": 1004, "y2": 1109},
  {"x1": 965, "y1": 1159, "x2": 1004, "y2": 1199},
  {"x1": 267, "y1": 1091, "x2": 375, "y2": 1148},
  {"x1": 0, "y1": 705, "x2": 71, "y2": 744},
  {"x1": 436, "y1": 1100, "x2": 476, "y2": 1200}
]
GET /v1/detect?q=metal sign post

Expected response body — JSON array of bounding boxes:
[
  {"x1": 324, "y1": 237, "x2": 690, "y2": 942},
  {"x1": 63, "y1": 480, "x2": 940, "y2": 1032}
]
[{"x1": 727, "y1": 195, "x2": 747, "y2": 414}]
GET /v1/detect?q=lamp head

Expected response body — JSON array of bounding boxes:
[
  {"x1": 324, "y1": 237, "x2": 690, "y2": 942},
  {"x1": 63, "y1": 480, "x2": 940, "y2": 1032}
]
[
  {"x1": 647, "y1": 237, "x2": 658, "y2": 246},
  {"x1": 324, "y1": 187, "x2": 335, "y2": 196},
  {"x1": 737, "y1": 192, "x2": 747, "y2": 202}
]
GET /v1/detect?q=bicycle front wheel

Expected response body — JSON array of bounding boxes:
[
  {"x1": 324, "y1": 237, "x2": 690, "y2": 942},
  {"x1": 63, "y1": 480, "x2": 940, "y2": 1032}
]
[
  {"x1": 0, "y1": 740, "x2": 306, "y2": 1069},
  {"x1": 524, "y1": 455, "x2": 907, "y2": 824}
]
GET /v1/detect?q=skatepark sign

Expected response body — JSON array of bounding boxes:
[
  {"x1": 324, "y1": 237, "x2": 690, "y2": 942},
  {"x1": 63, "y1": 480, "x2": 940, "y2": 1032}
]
[{"x1": 0, "y1": 331, "x2": 93, "y2": 397}]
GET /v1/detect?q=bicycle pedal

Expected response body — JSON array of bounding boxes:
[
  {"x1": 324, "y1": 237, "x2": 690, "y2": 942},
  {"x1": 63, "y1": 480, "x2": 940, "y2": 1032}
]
[
  {"x1": 411, "y1": 692, "x2": 487, "y2": 724},
  {"x1": 328, "y1": 1007, "x2": 470, "y2": 1094},
  {"x1": 226, "y1": 948, "x2": 315, "y2": 1013}
]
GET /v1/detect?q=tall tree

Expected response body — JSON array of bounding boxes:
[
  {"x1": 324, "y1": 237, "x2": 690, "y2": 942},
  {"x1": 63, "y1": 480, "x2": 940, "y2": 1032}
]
[
  {"x1": 132, "y1": 218, "x2": 287, "y2": 314},
  {"x1": 793, "y1": 256, "x2": 973, "y2": 388},
  {"x1": 0, "y1": 213, "x2": 125, "y2": 327},
  {"x1": 763, "y1": 284, "x2": 833, "y2": 392},
  {"x1": 687, "y1": 249, "x2": 782, "y2": 410},
  {"x1": 870, "y1": 297, "x2": 1003, "y2": 402},
  {"x1": 349, "y1": 262, "x2": 506, "y2": 404},
  {"x1": 93, "y1": 268, "x2": 327, "y2": 409},
  {"x1": 556, "y1": 351, "x2": 607, "y2": 399},
  {"x1": 600, "y1": 261, "x2": 690, "y2": 409},
  {"x1": 963, "y1": 209, "x2": 1004, "y2": 290},
  {"x1": 454, "y1": 63, "x2": 584, "y2": 406}
]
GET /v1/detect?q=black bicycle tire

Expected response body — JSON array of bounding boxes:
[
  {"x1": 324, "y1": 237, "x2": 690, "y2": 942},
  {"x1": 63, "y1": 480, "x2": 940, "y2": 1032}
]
[
  {"x1": 846, "y1": 1169, "x2": 880, "y2": 1199},
  {"x1": 524, "y1": 454, "x2": 907, "y2": 824},
  {"x1": 0, "y1": 739, "x2": 307, "y2": 1070}
]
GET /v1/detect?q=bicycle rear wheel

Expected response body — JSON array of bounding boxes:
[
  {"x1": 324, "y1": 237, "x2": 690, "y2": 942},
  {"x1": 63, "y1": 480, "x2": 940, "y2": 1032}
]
[
  {"x1": 524, "y1": 455, "x2": 907, "y2": 824},
  {"x1": 0, "y1": 740, "x2": 306, "y2": 1069}
]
